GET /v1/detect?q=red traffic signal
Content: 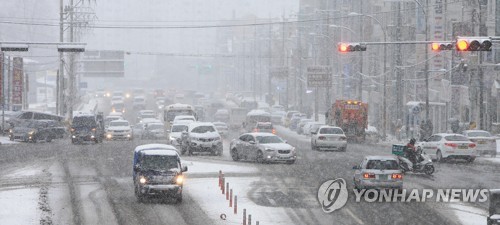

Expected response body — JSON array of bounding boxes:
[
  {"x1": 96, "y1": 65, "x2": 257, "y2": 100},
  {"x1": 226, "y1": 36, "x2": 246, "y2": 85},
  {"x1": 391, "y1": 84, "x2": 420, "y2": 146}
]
[
  {"x1": 431, "y1": 42, "x2": 453, "y2": 51},
  {"x1": 337, "y1": 42, "x2": 367, "y2": 52},
  {"x1": 456, "y1": 37, "x2": 492, "y2": 51}
]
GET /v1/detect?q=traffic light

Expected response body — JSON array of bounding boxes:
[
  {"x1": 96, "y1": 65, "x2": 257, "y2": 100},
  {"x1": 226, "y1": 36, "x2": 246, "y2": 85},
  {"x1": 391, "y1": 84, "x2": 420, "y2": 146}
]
[
  {"x1": 455, "y1": 37, "x2": 492, "y2": 51},
  {"x1": 431, "y1": 42, "x2": 453, "y2": 51},
  {"x1": 337, "y1": 42, "x2": 367, "y2": 52}
]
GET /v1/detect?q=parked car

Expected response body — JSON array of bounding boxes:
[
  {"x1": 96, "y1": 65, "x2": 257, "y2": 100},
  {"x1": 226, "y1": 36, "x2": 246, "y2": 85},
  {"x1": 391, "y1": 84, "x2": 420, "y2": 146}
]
[
  {"x1": 416, "y1": 133, "x2": 477, "y2": 162},
  {"x1": 105, "y1": 119, "x2": 133, "y2": 141},
  {"x1": 9, "y1": 120, "x2": 57, "y2": 143},
  {"x1": 133, "y1": 144, "x2": 188, "y2": 203},
  {"x1": 213, "y1": 121, "x2": 229, "y2": 137},
  {"x1": 142, "y1": 122, "x2": 165, "y2": 140},
  {"x1": 353, "y1": 156, "x2": 403, "y2": 190},
  {"x1": 71, "y1": 114, "x2": 104, "y2": 144},
  {"x1": 230, "y1": 133, "x2": 296, "y2": 164},
  {"x1": 180, "y1": 122, "x2": 222, "y2": 156},
  {"x1": 462, "y1": 130, "x2": 496, "y2": 157},
  {"x1": 253, "y1": 122, "x2": 275, "y2": 134},
  {"x1": 311, "y1": 126, "x2": 348, "y2": 151}
]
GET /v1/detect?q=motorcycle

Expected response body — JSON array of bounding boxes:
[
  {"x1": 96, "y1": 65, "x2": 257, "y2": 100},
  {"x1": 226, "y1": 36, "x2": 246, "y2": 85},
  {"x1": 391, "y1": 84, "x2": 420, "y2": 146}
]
[{"x1": 397, "y1": 147, "x2": 435, "y2": 175}]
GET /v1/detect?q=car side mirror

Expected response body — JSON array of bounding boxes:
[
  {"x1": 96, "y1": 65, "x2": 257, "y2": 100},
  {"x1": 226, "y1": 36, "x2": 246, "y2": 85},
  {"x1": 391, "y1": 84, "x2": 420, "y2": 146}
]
[
  {"x1": 181, "y1": 165, "x2": 188, "y2": 172},
  {"x1": 133, "y1": 165, "x2": 141, "y2": 172},
  {"x1": 249, "y1": 140, "x2": 256, "y2": 145},
  {"x1": 352, "y1": 165, "x2": 361, "y2": 170}
]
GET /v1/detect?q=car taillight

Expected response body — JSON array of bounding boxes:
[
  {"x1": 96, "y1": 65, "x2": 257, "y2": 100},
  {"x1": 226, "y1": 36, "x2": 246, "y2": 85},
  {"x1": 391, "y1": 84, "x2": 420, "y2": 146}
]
[
  {"x1": 318, "y1": 136, "x2": 326, "y2": 140},
  {"x1": 272, "y1": 129, "x2": 276, "y2": 134},
  {"x1": 363, "y1": 173, "x2": 375, "y2": 179},
  {"x1": 444, "y1": 143, "x2": 458, "y2": 148},
  {"x1": 70, "y1": 128, "x2": 75, "y2": 132},
  {"x1": 391, "y1": 173, "x2": 403, "y2": 179},
  {"x1": 469, "y1": 143, "x2": 476, "y2": 148},
  {"x1": 91, "y1": 128, "x2": 96, "y2": 132},
  {"x1": 253, "y1": 128, "x2": 259, "y2": 132}
]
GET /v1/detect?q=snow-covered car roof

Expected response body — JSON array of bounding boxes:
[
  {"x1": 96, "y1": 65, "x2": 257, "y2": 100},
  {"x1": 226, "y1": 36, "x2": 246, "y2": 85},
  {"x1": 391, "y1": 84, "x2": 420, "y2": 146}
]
[
  {"x1": 134, "y1": 144, "x2": 177, "y2": 153},
  {"x1": 188, "y1": 122, "x2": 214, "y2": 128},
  {"x1": 173, "y1": 120, "x2": 193, "y2": 125},
  {"x1": 434, "y1": 133, "x2": 466, "y2": 137},
  {"x1": 364, "y1": 155, "x2": 398, "y2": 161},
  {"x1": 108, "y1": 112, "x2": 123, "y2": 117},
  {"x1": 463, "y1": 130, "x2": 490, "y2": 133},
  {"x1": 146, "y1": 122, "x2": 164, "y2": 126},
  {"x1": 247, "y1": 110, "x2": 270, "y2": 116},
  {"x1": 139, "y1": 110, "x2": 154, "y2": 114},
  {"x1": 247, "y1": 132, "x2": 277, "y2": 137},
  {"x1": 213, "y1": 122, "x2": 227, "y2": 126},
  {"x1": 109, "y1": 119, "x2": 129, "y2": 124},
  {"x1": 105, "y1": 115, "x2": 122, "y2": 119},
  {"x1": 142, "y1": 118, "x2": 162, "y2": 124}
]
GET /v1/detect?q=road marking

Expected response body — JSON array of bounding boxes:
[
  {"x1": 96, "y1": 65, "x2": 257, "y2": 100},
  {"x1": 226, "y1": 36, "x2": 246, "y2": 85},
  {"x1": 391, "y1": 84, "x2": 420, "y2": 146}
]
[{"x1": 345, "y1": 208, "x2": 365, "y2": 225}]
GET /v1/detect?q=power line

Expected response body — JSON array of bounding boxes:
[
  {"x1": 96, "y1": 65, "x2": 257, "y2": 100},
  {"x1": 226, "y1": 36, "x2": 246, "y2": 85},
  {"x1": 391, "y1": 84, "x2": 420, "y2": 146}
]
[{"x1": 0, "y1": 0, "x2": 464, "y2": 30}]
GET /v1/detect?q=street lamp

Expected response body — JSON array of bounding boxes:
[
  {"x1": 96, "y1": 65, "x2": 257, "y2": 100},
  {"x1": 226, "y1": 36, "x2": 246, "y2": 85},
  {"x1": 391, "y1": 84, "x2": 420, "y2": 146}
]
[{"x1": 347, "y1": 12, "x2": 389, "y2": 140}]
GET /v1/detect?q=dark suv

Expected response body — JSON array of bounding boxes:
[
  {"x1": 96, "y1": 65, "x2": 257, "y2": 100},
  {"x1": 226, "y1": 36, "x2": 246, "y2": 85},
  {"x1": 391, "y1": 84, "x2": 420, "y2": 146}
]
[
  {"x1": 71, "y1": 114, "x2": 104, "y2": 144},
  {"x1": 133, "y1": 144, "x2": 187, "y2": 203}
]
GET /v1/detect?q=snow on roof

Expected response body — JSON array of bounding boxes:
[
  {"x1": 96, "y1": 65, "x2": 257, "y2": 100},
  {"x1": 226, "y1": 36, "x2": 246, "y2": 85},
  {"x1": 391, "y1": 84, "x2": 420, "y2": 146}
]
[
  {"x1": 490, "y1": 189, "x2": 500, "y2": 194},
  {"x1": 110, "y1": 119, "x2": 128, "y2": 123},
  {"x1": 134, "y1": 144, "x2": 177, "y2": 153},
  {"x1": 250, "y1": 132, "x2": 276, "y2": 137},
  {"x1": 247, "y1": 110, "x2": 270, "y2": 116},
  {"x1": 365, "y1": 155, "x2": 398, "y2": 160},
  {"x1": 141, "y1": 149, "x2": 179, "y2": 156}
]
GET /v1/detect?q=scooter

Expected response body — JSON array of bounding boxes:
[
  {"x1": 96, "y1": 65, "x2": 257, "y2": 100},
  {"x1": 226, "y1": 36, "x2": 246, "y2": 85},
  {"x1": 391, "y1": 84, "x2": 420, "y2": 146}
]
[{"x1": 398, "y1": 148, "x2": 435, "y2": 175}]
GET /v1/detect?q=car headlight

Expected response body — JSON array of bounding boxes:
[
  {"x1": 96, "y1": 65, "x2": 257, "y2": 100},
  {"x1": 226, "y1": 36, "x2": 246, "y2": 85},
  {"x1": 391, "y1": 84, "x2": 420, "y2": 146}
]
[
  {"x1": 139, "y1": 176, "x2": 147, "y2": 184},
  {"x1": 169, "y1": 136, "x2": 176, "y2": 141},
  {"x1": 291, "y1": 147, "x2": 296, "y2": 152},
  {"x1": 9, "y1": 129, "x2": 12, "y2": 133},
  {"x1": 28, "y1": 131, "x2": 35, "y2": 135},
  {"x1": 106, "y1": 134, "x2": 112, "y2": 139},
  {"x1": 265, "y1": 148, "x2": 274, "y2": 152},
  {"x1": 176, "y1": 175, "x2": 184, "y2": 185}
]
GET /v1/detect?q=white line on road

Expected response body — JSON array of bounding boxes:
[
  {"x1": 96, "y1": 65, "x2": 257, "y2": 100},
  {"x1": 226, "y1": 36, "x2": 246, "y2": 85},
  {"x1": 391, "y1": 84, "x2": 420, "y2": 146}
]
[{"x1": 345, "y1": 208, "x2": 365, "y2": 225}]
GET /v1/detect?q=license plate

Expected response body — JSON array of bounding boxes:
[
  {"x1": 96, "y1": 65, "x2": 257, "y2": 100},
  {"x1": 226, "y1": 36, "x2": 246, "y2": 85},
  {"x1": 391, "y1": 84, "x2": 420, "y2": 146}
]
[
  {"x1": 202, "y1": 143, "x2": 212, "y2": 148},
  {"x1": 458, "y1": 145, "x2": 468, "y2": 149},
  {"x1": 378, "y1": 175, "x2": 388, "y2": 180}
]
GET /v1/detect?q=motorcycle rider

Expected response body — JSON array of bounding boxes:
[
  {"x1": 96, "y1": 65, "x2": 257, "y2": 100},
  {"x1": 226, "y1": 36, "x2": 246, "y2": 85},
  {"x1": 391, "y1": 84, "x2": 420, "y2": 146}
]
[{"x1": 406, "y1": 138, "x2": 418, "y2": 169}]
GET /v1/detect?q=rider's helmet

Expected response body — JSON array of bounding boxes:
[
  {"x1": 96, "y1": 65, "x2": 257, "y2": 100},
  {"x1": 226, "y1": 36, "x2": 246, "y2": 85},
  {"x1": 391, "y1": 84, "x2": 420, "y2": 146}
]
[{"x1": 409, "y1": 138, "x2": 416, "y2": 145}]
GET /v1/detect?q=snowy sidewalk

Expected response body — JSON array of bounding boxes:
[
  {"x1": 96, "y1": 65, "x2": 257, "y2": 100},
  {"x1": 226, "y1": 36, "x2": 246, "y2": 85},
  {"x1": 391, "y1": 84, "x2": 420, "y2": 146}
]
[{"x1": 0, "y1": 136, "x2": 19, "y2": 145}]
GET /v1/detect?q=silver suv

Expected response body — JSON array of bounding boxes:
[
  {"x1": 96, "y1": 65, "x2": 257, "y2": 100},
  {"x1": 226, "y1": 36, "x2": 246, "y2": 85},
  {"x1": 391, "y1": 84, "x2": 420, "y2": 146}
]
[{"x1": 180, "y1": 122, "x2": 223, "y2": 156}]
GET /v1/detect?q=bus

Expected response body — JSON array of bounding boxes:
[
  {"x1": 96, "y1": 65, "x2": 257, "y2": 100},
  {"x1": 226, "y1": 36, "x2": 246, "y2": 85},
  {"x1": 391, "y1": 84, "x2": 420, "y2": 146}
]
[{"x1": 163, "y1": 103, "x2": 196, "y2": 130}]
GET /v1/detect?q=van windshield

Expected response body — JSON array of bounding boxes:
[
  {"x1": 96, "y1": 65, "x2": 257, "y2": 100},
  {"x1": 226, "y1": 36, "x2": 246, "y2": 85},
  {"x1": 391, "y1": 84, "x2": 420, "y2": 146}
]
[
  {"x1": 72, "y1": 116, "x2": 96, "y2": 127},
  {"x1": 140, "y1": 155, "x2": 178, "y2": 171}
]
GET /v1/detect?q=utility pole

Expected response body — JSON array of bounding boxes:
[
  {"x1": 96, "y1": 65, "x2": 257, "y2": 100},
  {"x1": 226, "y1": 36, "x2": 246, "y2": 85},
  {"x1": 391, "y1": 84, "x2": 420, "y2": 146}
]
[
  {"x1": 68, "y1": 0, "x2": 75, "y2": 121},
  {"x1": 57, "y1": 0, "x2": 64, "y2": 116},
  {"x1": 268, "y1": 18, "x2": 272, "y2": 105},
  {"x1": 395, "y1": 1, "x2": 404, "y2": 122},
  {"x1": 253, "y1": 19, "x2": 257, "y2": 101},
  {"x1": 425, "y1": 0, "x2": 430, "y2": 122},
  {"x1": 358, "y1": 0, "x2": 363, "y2": 101}
]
